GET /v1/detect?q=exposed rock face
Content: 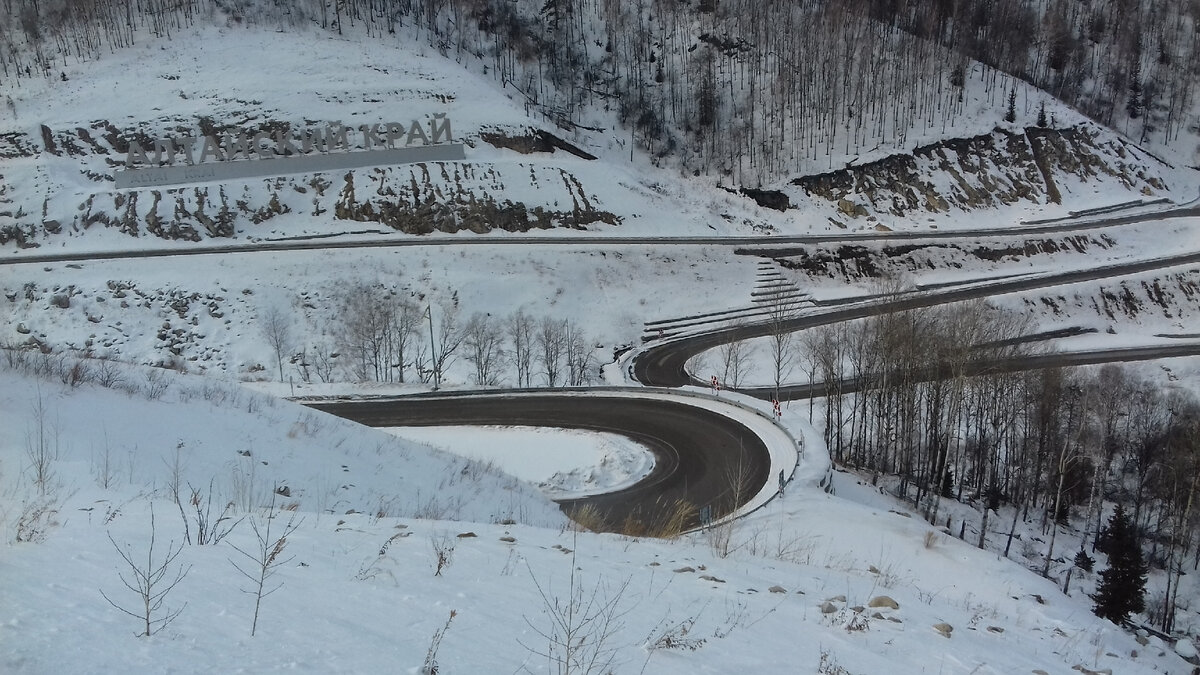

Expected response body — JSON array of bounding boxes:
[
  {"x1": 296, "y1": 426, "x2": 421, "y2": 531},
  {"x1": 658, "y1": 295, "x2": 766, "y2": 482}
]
[
  {"x1": 792, "y1": 124, "x2": 1170, "y2": 219},
  {"x1": 1, "y1": 121, "x2": 620, "y2": 248},
  {"x1": 739, "y1": 187, "x2": 790, "y2": 211},
  {"x1": 479, "y1": 128, "x2": 597, "y2": 160}
]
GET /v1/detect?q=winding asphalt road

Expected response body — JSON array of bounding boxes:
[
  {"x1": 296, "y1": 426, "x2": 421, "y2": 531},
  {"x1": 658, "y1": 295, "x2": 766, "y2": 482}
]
[
  {"x1": 634, "y1": 249, "x2": 1200, "y2": 391},
  {"x1": 9, "y1": 200, "x2": 1199, "y2": 531},
  {"x1": 303, "y1": 392, "x2": 770, "y2": 533},
  {"x1": 737, "y1": 344, "x2": 1200, "y2": 401}
]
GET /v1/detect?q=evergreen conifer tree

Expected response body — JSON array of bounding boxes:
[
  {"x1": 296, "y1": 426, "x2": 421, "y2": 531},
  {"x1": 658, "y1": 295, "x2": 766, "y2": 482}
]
[
  {"x1": 1126, "y1": 79, "x2": 1143, "y2": 119},
  {"x1": 1037, "y1": 102, "x2": 1047, "y2": 127},
  {"x1": 1004, "y1": 88, "x2": 1017, "y2": 123},
  {"x1": 1092, "y1": 505, "x2": 1147, "y2": 625}
]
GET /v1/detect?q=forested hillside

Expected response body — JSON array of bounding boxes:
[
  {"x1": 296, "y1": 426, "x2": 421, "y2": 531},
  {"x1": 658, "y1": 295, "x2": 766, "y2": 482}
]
[{"x1": 2, "y1": 0, "x2": 1198, "y2": 185}]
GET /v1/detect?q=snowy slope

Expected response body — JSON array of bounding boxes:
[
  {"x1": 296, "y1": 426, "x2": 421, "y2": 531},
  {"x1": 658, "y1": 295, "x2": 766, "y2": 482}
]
[
  {"x1": 2, "y1": 17, "x2": 1200, "y2": 675},
  {"x1": 0, "y1": 23, "x2": 1195, "y2": 258},
  {"x1": 3, "y1": 359, "x2": 1198, "y2": 674}
]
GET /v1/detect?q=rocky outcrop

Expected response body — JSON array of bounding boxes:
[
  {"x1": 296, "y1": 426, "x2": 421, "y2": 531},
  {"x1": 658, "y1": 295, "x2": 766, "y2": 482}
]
[{"x1": 793, "y1": 125, "x2": 1171, "y2": 219}]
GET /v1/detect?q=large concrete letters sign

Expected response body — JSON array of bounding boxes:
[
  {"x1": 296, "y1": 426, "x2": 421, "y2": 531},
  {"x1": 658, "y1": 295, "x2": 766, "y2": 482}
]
[{"x1": 114, "y1": 117, "x2": 464, "y2": 189}]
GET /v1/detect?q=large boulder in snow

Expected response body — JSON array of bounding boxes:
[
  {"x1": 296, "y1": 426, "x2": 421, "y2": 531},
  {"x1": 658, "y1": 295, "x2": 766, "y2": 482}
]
[{"x1": 869, "y1": 595, "x2": 899, "y2": 610}]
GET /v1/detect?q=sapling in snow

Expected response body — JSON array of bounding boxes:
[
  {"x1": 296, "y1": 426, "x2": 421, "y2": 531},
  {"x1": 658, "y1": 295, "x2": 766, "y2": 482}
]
[
  {"x1": 228, "y1": 492, "x2": 302, "y2": 636},
  {"x1": 101, "y1": 505, "x2": 192, "y2": 637}
]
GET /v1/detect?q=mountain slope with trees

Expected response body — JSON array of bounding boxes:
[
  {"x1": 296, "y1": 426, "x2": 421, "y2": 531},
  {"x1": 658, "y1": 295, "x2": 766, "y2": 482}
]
[{"x1": 2, "y1": 0, "x2": 1197, "y2": 184}]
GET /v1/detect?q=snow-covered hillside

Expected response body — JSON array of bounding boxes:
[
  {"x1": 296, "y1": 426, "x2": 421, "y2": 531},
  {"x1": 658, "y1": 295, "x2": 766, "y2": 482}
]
[
  {"x1": 4, "y1": 355, "x2": 1198, "y2": 674},
  {"x1": 1, "y1": 23, "x2": 1196, "y2": 257},
  {"x1": 3, "y1": 14, "x2": 1200, "y2": 675}
]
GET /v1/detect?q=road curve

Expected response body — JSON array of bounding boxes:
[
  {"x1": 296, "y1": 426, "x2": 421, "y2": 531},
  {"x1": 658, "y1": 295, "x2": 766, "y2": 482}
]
[
  {"x1": 738, "y1": 343, "x2": 1200, "y2": 402},
  {"x1": 635, "y1": 250, "x2": 1200, "y2": 389},
  {"x1": 303, "y1": 391, "x2": 771, "y2": 533}
]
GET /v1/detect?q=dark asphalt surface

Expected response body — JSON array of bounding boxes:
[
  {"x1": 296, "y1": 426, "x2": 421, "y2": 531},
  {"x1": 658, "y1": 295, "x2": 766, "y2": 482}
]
[
  {"x1": 737, "y1": 344, "x2": 1200, "y2": 401},
  {"x1": 3, "y1": 203, "x2": 1196, "y2": 266},
  {"x1": 634, "y1": 250, "x2": 1200, "y2": 391},
  {"x1": 304, "y1": 393, "x2": 770, "y2": 533},
  {"x1": 10, "y1": 200, "x2": 1197, "y2": 532}
]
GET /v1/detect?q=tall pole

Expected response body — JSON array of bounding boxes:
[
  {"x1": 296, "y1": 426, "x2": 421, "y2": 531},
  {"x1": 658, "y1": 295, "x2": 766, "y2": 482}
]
[{"x1": 427, "y1": 304, "x2": 439, "y2": 391}]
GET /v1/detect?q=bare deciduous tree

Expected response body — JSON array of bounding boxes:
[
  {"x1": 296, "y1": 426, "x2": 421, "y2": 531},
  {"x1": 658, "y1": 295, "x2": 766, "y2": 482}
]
[
  {"x1": 508, "y1": 308, "x2": 536, "y2": 388},
  {"x1": 538, "y1": 317, "x2": 567, "y2": 387},
  {"x1": 228, "y1": 494, "x2": 302, "y2": 637},
  {"x1": 563, "y1": 320, "x2": 593, "y2": 387},
  {"x1": 101, "y1": 506, "x2": 191, "y2": 637},
  {"x1": 25, "y1": 393, "x2": 56, "y2": 496},
  {"x1": 522, "y1": 540, "x2": 633, "y2": 675},
  {"x1": 717, "y1": 329, "x2": 753, "y2": 389},
  {"x1": 430, "y1": 301, "x2": 465, "y2": 390},
  {"x1": 764, "y1": 288, "x2": 798, "y2": 403},
  {"x1": 260, "y1": 303, "x2": 293, "y2": 383},
  {"x1": 464, "y1": 312, "x2": 506, "y2": 386}
]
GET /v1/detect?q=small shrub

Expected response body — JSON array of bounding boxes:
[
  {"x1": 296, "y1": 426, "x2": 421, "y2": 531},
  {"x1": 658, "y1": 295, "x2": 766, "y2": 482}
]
[
  {"x1": 421, "y1": 610, "x2": 456, "y2": 675},
  {"x1": 522, "y1": 542, "x2": 633, "y2": 675},
  {"x1": 645, "y1": 615, "x2": 705, "y2": 652},
  {"x1": 14, "y1": 498, "x2": 60, "y2": 543},
  {"x1": 923, "y1": 530, "x2": 939, "y2": 549},
  {"x1": 144, "y1": 369, "x2": 169, "y2": 400},
  {"x1": 619, "y1": 498, "x2": 696, "y2": 539},
  {"x1": 818, "y1": 649, "x2": 855, "y2": 675},
  {"x1": 431, "y1": 533, "x2": 455, "y2": 576}
]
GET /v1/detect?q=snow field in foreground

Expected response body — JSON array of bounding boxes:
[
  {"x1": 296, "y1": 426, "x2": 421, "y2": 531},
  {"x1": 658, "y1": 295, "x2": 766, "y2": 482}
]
[{"x1": 3, "y1": 359, "x2": 1197, "y2": 674}]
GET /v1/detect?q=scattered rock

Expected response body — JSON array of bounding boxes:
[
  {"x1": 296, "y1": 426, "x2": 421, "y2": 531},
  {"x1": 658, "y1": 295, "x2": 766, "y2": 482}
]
[
  {"x1": 987, "y1": 626, "x2": 1005, "y2": 634},
  {"x1": 837, "y1": 198, "x2": 870, "y2": 218},
  {"x1": 50, "y1": 294, "x2": 70, "y2": 309},
  {"x1": 933, "y1": 622, "x2": 953, "y2": 638},
  {"x1": 820, "y1": 601, "x2": 838, "y2": 614},
  {"x1": 868, "y1": 565, "x2": 880, "y2": 574},
  {"x1": 740, "y1": 187, "x2": 790, "y2": 211},
  {"x1": 1032, "y1": 671, "x2": 1049, "y2": 675},
  {"x1": 16, "y1": 323, "x2": 30, "y2": 334},
  {"x1": 698, "y1": 575, "x2": 725, "y2": 583},
  {"x1": 768, "y1": 585, "x2": 787, "y2": 594},
  {"x1": 673, "y1": 566, "x2": 695, "y2": 574},
  {"x1": 1071, "y1": 665, "x2": 1112, "y2": 675},
  {"x1": 888, "y1": 509, "x2": 912, "y2": 518},
  {"x1": 868, "y1": 595, "x2": 899, "y2": 610},
  {"x1": 456, "y1": 532, "x2": 477, "y2": 538},
  {"x1": 827, "y1": 595, "x2": 847, "y2": 603},
  {"x1": 499, "y1": 536, "x2": 516, "y2": 543},
  {"x1": 1176, "y1": 639, "x2": 1197, "y2": 660}
]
